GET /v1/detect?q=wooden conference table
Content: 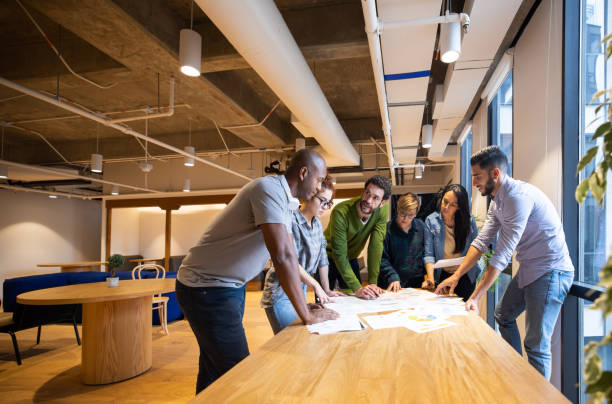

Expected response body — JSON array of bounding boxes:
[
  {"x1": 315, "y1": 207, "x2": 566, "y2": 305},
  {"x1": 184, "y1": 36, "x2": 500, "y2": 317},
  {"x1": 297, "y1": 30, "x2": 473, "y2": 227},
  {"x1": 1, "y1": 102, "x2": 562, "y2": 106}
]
[
  {"x1": 191, "y1": 313, "x2": 569, "y2": 403},
  {"x1": 38, "y1": 261, "x2": 108, "y2": 272},
  {"x1": 17, "y1": 278, "x2": 175, "y2": 385}
]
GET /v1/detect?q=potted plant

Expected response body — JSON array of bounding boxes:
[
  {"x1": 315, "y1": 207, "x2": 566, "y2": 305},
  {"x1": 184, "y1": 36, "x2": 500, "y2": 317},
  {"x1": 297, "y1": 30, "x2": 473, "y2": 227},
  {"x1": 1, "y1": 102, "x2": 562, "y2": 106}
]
[{"x1": 106, "y1": 254, "x2": 126, "y2": 287}]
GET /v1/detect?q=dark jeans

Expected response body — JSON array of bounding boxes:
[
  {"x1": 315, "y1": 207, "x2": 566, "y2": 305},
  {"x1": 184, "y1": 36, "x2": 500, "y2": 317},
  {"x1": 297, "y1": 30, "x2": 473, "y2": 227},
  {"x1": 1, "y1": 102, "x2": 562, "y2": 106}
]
[
  {"x1": 175, "y1": 280, "x2": 249, "y2": 394},
  {"x1": 439, "y1": 270, "x2": 475, "y2": 301},
  {"x1": 326, "y1": 255, "x2": 361, "y2": 290}
]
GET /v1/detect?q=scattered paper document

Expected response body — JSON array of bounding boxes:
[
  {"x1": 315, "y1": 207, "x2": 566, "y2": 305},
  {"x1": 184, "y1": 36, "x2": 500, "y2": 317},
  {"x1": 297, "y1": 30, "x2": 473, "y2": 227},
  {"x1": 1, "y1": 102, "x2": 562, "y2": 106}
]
[
  {"x1": 433, "y1": 257, "x2": 465, "y2": 269},
  {"x1": 306, "y1": 314, "x2": 365, "y2": 335}
]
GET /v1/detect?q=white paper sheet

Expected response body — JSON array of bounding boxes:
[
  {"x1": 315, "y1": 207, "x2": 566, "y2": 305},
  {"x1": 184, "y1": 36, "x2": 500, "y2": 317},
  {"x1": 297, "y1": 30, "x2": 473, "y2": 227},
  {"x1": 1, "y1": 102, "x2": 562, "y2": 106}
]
[{"x1": 433, "y1": 257, "x2": 465, "y2": 269}]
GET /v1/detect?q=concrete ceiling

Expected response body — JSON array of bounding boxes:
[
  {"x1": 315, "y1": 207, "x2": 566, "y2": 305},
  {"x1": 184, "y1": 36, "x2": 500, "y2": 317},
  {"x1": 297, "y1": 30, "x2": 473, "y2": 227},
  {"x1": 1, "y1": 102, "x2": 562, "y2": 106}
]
[{"x1": 0, "y1": 0, "x2": 529, "y2": 197}]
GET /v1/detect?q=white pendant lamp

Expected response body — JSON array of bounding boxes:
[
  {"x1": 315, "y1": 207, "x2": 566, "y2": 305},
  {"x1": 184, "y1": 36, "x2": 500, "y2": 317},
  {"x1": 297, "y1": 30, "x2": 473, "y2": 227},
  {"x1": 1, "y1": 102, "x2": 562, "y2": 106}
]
[
  {"x1": 91, "y1": 153, "x2": 103, "y2": 173},
  {"x1": 184, "y1": 145, "x2": 195, "y2": 167},
  {"x1": 111, "y1": 185, "x2": 119, "y2": 195},
  {"x1": 0, "y1": 165, "x2": 7, "y2": 179},
  {"x1": 422, "y1": 124, "x2": 433, "y2": 149},
  {"x1": 440, "y1": 20, "x2": 461, "y2": 63},
  {"x1": 415, "y1": 164, "x2": 424, "y2": 179},
  {"x1": 183, "y1": 178, "x2": 191, "y2": 192},
  {"x1": 179, "y1": 2, "x2": 201, "y2": 77}
]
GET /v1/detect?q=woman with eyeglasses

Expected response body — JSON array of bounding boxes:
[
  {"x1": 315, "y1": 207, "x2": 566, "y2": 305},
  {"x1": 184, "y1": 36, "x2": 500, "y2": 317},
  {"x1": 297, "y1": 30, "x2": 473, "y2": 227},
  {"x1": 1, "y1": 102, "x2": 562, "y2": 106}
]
[
  {"x1": 423, "y1": 184, "x2": 481, "y2": 301},
  {"x1": 260, "y1": 176, "x2": 345, "y2": 334},
  {"x1": 377, "y1": 193, "x2": 426, "y2": 292}
]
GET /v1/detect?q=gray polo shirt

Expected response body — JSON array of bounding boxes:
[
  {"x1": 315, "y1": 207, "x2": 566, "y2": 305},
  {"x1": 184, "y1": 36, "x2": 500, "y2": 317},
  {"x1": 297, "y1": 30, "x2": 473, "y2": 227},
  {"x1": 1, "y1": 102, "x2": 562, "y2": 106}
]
[{"x1": 177, "y1": 175, "x2": 299, "y2": 288}]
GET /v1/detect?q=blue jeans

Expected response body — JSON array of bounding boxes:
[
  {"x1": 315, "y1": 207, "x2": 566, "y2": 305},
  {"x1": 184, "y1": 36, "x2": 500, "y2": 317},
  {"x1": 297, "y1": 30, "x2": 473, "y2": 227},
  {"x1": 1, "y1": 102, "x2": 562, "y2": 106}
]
[
  {"x1": 175, "y1": 280, "x2": 249, "y2": 394},
  {"x1": 264, "y1": 284, "x2": 307, "y2": 335},
  {"x1": 494, "y1": 270, "x2": 573, "y2": 380}
]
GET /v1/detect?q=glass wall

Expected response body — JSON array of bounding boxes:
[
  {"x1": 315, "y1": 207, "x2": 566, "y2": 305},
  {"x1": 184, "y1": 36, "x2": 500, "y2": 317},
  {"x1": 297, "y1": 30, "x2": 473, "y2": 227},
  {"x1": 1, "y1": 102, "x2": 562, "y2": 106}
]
[
  {"x1": 487, "y1": 72, "x2": 514, "y2": 325},
  {"x1": 460, "y1": 130, "x2": 473, "y2": 202},
  {"x1": 578, "y1": 1, "x2": 612, "y2": 402}
]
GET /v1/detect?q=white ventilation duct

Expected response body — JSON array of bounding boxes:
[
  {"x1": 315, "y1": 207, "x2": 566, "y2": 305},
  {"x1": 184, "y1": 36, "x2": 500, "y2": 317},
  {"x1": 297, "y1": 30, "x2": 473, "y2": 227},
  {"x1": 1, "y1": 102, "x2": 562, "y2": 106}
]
[{"x1": 195, "y1": 0, "x2": 359, "y2": 166}]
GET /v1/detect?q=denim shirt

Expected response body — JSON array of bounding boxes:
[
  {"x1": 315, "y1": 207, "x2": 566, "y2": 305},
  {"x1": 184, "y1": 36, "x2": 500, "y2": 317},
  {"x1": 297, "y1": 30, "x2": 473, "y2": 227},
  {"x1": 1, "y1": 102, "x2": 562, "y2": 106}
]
[
  {"x1": 424, "y1": 211, "x2": 481, "y2": 282},
  {"x1": 471, "y1": 176, "x2": 574, "y2": 288}
]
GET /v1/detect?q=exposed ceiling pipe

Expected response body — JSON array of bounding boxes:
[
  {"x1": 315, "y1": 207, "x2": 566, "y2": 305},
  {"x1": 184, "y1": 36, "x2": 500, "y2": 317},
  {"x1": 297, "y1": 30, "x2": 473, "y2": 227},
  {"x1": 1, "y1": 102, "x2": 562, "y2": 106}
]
[
  {"x1": 1, "y1": 121, "x2": 72, "y2": 165},
  {"x1": 195, "y1": 0, "x2": 360, "y2": 166},
  {"x1": 108, "y1": 78, "x2": 175, "y2": 123},
  {"x1": 0, "y1": 76, "x2": 252, "y2": 182},
  {"x1": 0, "y1": 158, "x2": 160, "y2": 194},
  {"x1": 9, "y1": 104, "x2": 192, "y2": 125},
  {"x1": 362, "y1": 0, "x2": 396, "y2": 185},
  {"x1": 0, "y1": 183, "x2": 94, "y2": 199}
]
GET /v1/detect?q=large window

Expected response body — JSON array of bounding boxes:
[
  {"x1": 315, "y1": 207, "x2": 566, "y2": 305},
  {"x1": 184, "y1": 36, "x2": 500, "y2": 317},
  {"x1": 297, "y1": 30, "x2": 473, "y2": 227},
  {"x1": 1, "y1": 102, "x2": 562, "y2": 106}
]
[
  {"x1": 486, "y1": 72, "x2": 514, "y2": 328},
  {"x1": 460, "y1": 130, "x2": 472, "y2": 202},
  {"x1": 577, "y1": 1, "x2": 612, "y2": 402}
]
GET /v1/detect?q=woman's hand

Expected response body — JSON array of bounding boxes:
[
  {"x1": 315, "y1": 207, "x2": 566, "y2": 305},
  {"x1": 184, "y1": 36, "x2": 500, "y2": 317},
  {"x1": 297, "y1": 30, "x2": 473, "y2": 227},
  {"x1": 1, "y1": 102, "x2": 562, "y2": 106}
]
[
  {"x1": 421, "y1": 278, "x2": 435, "y2": 290},
  {"x1": 326, "y1": 289, "x2": 347, "y2": 297},
  {"x1": 386, "y1": 281, "x2": 401, "y2": 293},
  {"x1": 315, "y1": 285, "x2": 334, "y2": 304}
]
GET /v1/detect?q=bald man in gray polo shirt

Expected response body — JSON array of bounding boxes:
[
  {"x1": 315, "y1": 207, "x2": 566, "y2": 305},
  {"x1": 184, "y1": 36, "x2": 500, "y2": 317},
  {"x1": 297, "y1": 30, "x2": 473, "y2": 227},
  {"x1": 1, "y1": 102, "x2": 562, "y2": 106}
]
[{"x1": 176, "y1": 149, "x2": 338, "y2": 394}]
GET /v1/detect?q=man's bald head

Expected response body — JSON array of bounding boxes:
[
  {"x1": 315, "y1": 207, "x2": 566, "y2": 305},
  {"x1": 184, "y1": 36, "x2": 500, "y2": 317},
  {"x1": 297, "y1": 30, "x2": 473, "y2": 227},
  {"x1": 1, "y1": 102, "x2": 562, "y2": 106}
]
[
  {"x1": 286, "y1": 149, "x2": 326, "y2": 177},
  {"x1": 286, "y1": 149, "x2": 327, "y2": 201}
]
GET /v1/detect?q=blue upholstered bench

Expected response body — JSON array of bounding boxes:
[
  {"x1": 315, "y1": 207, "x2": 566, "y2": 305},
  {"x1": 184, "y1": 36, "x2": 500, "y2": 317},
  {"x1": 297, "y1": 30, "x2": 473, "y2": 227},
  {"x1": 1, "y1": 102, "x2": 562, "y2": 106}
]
[{"x1": 1, "y1": 270, "x2": 182, "y2": 364}]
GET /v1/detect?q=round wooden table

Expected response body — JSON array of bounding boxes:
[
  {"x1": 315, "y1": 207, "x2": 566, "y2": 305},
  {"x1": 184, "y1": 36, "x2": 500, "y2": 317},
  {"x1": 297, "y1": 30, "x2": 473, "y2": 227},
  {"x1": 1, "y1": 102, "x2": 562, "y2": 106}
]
[{"x1": 17, "y1": 278, "x2": 176, "y2": 385}]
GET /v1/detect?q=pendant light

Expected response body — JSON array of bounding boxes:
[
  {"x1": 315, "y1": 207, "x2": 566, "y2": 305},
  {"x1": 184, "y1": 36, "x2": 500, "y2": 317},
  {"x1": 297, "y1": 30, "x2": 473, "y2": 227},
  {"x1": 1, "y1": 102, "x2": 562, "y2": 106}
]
[
  {"x1": 184, "y1": 119, "x2": 195, "y2": 166},
  {"x1": 0, "y1": 127, "x2": 7, "y2": 179},
  {"x1": 179, "y1": 1, "x2": 202, "y2": 77},
  {"x1": 439, "y1": 2, "x2": 461, "y2": 64},
  {"x1": 111, "y1": 185, "x2": 119, "y2": 195},
  {"x1": 421, "y1": 103, "x2": 432, "y2": 149},
  {"x1": 91, "y1": 124, "x2": 103, "y2": 173},
  {"x1": 183, "y1": 178, "x2": 191, "y2": 192}
]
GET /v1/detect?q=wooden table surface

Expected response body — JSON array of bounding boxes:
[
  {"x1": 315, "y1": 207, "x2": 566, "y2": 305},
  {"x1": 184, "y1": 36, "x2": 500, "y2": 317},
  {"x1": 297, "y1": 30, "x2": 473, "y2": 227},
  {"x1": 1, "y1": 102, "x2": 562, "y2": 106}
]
[
  {"x1": 17, "y1": 278, "x2": 176, "y2": 305},
  {"x1": 17, "y1": 278, "x2": 176, "y2": 385},
  {"x1": 191, "y1": 313, "x2": 569, "y2": 403}
]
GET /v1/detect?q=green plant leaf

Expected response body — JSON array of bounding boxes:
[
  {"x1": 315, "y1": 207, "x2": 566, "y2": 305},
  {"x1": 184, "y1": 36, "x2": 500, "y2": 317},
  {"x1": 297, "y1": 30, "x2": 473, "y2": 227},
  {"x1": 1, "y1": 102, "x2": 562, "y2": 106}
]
[
  {"x1": 591, "y1": 90, "x2": 608, "y2": 104},
  {"x1": 603, "y1": 32, "x2": 612, "y2": 43},
  {"x1": 586, "y1": 371, "x2": 612, "y2": 394},
  {"x1": 576, "y1": 177, "x2": 590, "y2": 203},
  {"x1": 607, "y1": 40, "x2": 612, "y2": 58},
  {"x1": 585, "y1": 353, "x2": 603, "y2": 384},
  {"x1": 586, "y1": 341, "x2": 602, "y2": 356},
  {"x1": 578, "y1": 147, "x2": 600, "y2": 173},
  {"x1": 593, "y1": 122, "x2": 611, "y2": 141},
  {"x1": 600, "y1": 332, "x2": 612, "y2": 347},
  {"x1": 589, "y1": 173, "x2": 606, "y2": 204}
]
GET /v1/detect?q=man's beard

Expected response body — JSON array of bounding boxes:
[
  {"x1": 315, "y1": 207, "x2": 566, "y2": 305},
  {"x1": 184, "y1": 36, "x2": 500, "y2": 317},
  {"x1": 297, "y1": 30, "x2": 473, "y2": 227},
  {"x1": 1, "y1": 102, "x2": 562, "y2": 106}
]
[
  {"x1": 360, "y1": 199, "x2": 376, "y2": 214},
  {"x1": 480, "y1": 176, "x2": 496, "y2": 196}
]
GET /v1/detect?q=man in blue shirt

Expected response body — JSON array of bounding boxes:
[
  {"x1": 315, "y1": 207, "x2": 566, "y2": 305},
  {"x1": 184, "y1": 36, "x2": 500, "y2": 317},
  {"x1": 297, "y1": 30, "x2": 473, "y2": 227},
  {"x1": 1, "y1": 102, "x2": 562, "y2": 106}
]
[{"x1": 436, "y1": 146, "x2": 574, "y2": 380}]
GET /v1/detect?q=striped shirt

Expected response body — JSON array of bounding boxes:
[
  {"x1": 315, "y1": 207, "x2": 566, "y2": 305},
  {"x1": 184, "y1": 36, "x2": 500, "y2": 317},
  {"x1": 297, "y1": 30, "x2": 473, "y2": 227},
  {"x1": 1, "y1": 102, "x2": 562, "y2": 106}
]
[{"x1": 260, "y1": 209, "x2": 329, "y2": 308}]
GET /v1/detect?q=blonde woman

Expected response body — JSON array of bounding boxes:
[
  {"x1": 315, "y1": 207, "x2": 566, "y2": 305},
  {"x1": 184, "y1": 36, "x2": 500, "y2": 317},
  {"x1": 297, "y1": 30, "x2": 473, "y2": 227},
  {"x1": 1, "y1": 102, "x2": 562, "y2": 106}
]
[{"x1": 377, "y1": 193, "x2": 426, "y2": 292}]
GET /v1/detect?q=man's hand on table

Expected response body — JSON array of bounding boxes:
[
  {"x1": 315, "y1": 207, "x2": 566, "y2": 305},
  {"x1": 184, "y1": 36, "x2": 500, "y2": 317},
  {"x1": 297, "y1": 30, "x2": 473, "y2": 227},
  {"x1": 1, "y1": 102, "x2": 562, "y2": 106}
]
[
  {"x1": 355, "y1": 284, "x2": 384, "y2": 300},
  {"x1": 465, "y1": 298, "x2": 479, "y2": 314},
  {"x1": 434, "y1": 273, "x2": 459, "y2": 296},
  {"x1": 303, "y1": 303, "x2": 339, "y2": 324}
]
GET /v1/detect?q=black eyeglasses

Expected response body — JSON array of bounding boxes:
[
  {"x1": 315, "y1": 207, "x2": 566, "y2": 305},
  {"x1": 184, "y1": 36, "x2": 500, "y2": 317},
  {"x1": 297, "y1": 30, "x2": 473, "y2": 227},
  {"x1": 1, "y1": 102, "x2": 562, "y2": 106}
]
[{"x1": 314, "y1": 195, "x2": 334, "y2": 209}]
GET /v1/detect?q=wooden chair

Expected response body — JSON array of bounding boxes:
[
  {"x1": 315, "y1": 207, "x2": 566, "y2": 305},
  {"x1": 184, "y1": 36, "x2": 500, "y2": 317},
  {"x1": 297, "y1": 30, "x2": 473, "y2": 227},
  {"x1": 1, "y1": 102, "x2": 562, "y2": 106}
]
[{"x1": 131, "y1": 263, "x2": 169, "y2": 335}]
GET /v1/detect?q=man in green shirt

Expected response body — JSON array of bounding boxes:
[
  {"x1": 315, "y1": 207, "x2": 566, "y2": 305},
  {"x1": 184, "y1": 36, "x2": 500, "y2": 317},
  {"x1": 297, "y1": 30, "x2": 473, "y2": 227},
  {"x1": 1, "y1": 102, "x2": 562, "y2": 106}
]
[{"x1": 324, "y1": 175, "x2": 391, "y2": 299}]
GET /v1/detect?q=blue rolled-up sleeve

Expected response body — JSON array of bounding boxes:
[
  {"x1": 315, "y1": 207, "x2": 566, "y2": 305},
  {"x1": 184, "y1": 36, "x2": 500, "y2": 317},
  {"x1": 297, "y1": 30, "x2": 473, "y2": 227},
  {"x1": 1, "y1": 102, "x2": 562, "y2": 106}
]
[
  {"x1": 471, "y1": 206, "x2": 500, "y2": 255},
  {"x1": 423, "y1": 217, "x2": 436, "y2": 265}
]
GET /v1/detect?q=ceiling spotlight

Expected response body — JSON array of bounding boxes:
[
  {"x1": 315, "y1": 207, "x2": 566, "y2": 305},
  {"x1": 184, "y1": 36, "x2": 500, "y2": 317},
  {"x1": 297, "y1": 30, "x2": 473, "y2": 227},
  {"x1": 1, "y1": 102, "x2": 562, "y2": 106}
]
[
  {"x1": 91, "y1": 153, "x2": 103, "y2": 173},
  {"x1": 421, "y1": 124, "x2": 433, "y2": 149},
  {"x1": 138, "y1": 161, "x2": 153, "y2": 173},
  {"x1": 440, "y1": 20, "x2": 461, "y2": 63},
  {"x1": 111, "y1": 185, "x2": 119, "y2": 196},
  {"x1": 183, "y1": 178, "x2": 191, "y2": 192},
  {"x1": 49, "y1": 194, "x2": 58, "y2": 199},
  {"x1": 415, "y1": 164, "x2": 424, "y2": 179},
  {"x1": 184, "y1": 145, "x2": 195, "y2": 167},
  {"x1": 0, "y1": 165, "x2": 7, "y2": 179},
  {"x1": 295, "y1": 138, "x2": 305, "y2": 151},
  {"x1": 179, "y1": 29, "x2": 202, "y2": 77}
]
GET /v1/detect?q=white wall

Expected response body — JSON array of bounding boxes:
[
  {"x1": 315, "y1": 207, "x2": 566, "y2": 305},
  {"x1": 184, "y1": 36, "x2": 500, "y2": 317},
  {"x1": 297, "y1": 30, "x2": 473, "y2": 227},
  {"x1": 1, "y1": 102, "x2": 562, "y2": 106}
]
[
  {"x1": 110, "y1": 208, "x2": 140, "y2": 255},
  {"x1": 0, "y1": 190, "x2": 101, "y2": 300},
  {"x1": 513, "y1": 0, "x2": 563, "y2": 388}
]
